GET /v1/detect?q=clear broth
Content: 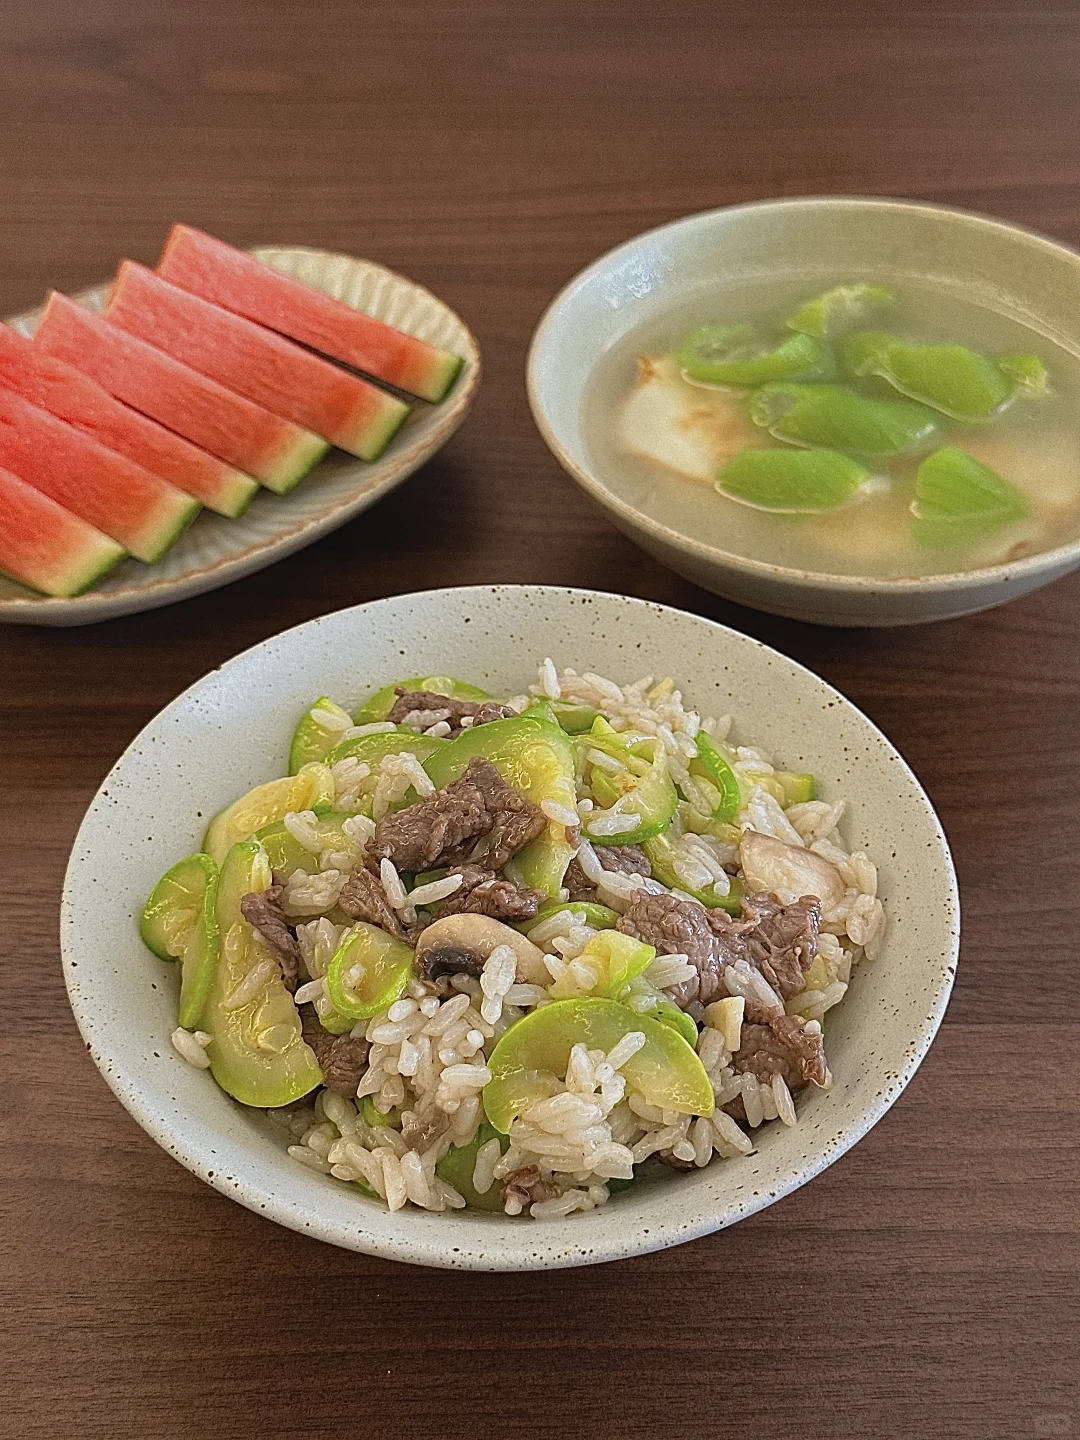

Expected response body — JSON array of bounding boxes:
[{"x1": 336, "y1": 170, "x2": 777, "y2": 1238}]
[{"x1": 582, "y1": 276, "x2": 1080, "y2": 577}]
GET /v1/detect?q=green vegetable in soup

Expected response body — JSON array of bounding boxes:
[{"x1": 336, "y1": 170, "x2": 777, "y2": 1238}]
[
  {"x1": 748, "y1": 382, "x2": 939, "y2": 456},
  {"x1": 326, "y1": 922, "x2": 414, "y2": 1021},
  {"x1": 353, "y1": 675, "x2": 490, "y2": 725},
  {"x1": 912, "y1": 445, "x2": 1029, "y2": 549},
  {"x1": 483, "y1": 998, "x2": 714, "y2": 1134},
  {"x1": 675, "y1": 323, "x2": 753, "y2": 374},
  {"x1": 786, "y1": 284, "x2": 895, "y2": 340},
  {"x1": 844, "y1": 333, "x2": 1013, "y2": 420},
  {"x1": 581, "y1": 716, "x2": 652, "y2": 773},
  {"x1": 679, "y1": 326, "x2": 831, "y2": 387},
  {"x1": 325, "y1": 729, "x2": 446, "y2": 770},
  {"x1": 520, "y1": 699, "x2": 562, "y2": 727},
  {"x1": 288, "y1": 696, "x2": 353, "y2": 774},
  {"x1": 997, "y1": 352, "x2": 1050, "y2": 395},
  {"x1": 840, "y1": 329, "x2": 899, "y2": 375},
  {"x1": 204, "y1": 841, "x2": 323, "y2": 1107},
  {"x1": 317, "y1": 1005, "x2": 355, "y2": 1036},
  {"x1": 652, "y1": 1001, "x2": 699, "y2": 1048},
  {"x1": 423, "y1": 709, "x2": 577, "y2": 895},
  {"x1": 140, "y1": 852, "x2": 220, "y2": 1029},
  {"x1": 436, "y1": 1123, "x2": 509, "y2": 1211},
  {"x1": 203, "y1": 763, "x2": 335, "y2": 865},
  {"x1": 717, "y1": 447, "x2": 873, "y2": 513}
]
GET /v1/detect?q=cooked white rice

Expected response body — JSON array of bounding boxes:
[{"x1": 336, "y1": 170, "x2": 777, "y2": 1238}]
[{"x1": 259, "y1": 658, "x2": 885, "y2": 1219}]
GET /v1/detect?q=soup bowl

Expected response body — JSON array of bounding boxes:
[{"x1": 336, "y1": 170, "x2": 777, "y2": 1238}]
[
  {"x1": 527, "y1": 197, "x2": 1080, "y2": 626},
  {"x1": 61, "y1": 585, "x2": 959, "y2": 1269}
]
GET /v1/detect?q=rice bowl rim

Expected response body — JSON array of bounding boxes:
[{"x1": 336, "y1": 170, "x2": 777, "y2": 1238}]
[{"x1": 60, "y1": 584, "x2": 960, "y2": 1270}]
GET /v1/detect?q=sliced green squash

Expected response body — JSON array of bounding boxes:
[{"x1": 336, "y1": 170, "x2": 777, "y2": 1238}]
[
  {"x1": 483, "y1": 997, "x2": 713, "y2": 1133},
  {"x1": 140, "y1": 852, "x2": 220, "y2": 1028},
  {"x1": 288, "y1": 696, "x2": 353, "y2": 774},
  {"x1": 203, "y1": 841, "x2": 323, "y2": 1107},
  {"x1": 203, "y1": 763, "x2": 335, "y2": 864},
  {"x1": 353, "y1": 675, "x2": 490, "y2": 725}
]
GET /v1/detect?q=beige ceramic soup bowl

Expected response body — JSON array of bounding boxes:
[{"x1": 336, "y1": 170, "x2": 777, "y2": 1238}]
[
  {"x1": 527, "y1": 197, "x2": 1080, "y2": 626},
  {"x1": 62, "y1": 586, "x2": 958, "y2": 1269}
]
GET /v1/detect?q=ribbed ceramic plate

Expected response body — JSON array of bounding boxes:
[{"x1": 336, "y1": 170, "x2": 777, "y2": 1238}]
[{"x1": 0, "y1": 247, "x2": 480, "y2": 626}]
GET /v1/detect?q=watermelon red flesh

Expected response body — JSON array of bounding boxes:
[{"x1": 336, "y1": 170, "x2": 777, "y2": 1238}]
[
  {"x1": 106, "y1": 263, "x2": 411, "y2": 462},
  {"x1": 0, "y1": 465, "x2": 126, "y2": 597},
  {"x1": 34, "y1": 294, "x2": 328, "y2": 495},
  {"x1": 158, "y1": 225, "x2": 464, "y2": 404},
  {"x1": 0, "y1": 323, "x2": 258, "y2": 519},
  {"x1": 0, "y1": 388, "x2": 199, "y2": 564}
]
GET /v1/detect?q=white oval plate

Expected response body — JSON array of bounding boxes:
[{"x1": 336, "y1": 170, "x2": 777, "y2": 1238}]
[
  {"x1": 0, "y1": 247, "x2": 480, "y2": 626},
  {"x1": 61, "y1": 586, "x2": 959, "y2": 1270}
]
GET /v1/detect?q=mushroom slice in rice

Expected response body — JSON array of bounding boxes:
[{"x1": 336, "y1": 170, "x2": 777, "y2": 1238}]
[
  {"x1": 739, "y1": 831, "x2": 845, "y2": 910},
  {"x1": 414, "y1": 913, "x2": 548, "y2": 987}
]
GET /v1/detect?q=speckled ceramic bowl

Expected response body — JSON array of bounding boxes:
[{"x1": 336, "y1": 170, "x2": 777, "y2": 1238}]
[
  {"x1": 61, "y1": 585, "x2": 959, "y2": 1269},
  {"x1": 527, "y1": 197, "x2": 1080, "y2": 626}
]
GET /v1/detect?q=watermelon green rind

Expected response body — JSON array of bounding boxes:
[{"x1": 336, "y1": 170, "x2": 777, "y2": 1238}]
[
  {"x1": 0, "y1": 466, "x2": 127, "y2": 596},
  {"x1": 261, "y1": 430, "x2": 332, "y2": 494},
  {"x1": 0, "y1": 322, "x2": 259, "y2": 519},
  {"x1": 34, "y1": 294, "x2": 330, "y2": 494},
  {"x1": 413, "y1": 350, "x2": 465, "y2": 404},
  {"x1": 159, "y1": 226, "x2": 465, "y2": 404},
  {"x1": 359, "y1": 397, "x2": 411, "y2": 461},
  {"x1": 0, "y1": 388, "x2": 200, "y2": 564},
  {"x1": 198, "y1": 469, "x2": 257, "y2": 517},
  {"x1": 106, "y1": 263, "x2": 411, "y2": 463},
  {"x1": 136, "y1": 490, "x2": 201, "y2": 563}
]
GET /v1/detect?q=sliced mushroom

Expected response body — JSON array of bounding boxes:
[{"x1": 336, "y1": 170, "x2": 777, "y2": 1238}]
[
  {"x1": 739, "y1": 831, "x2": 845, "y2": 911},
  {"x1": 413, "y1": 913, "x2": 549, "y2": 986}
]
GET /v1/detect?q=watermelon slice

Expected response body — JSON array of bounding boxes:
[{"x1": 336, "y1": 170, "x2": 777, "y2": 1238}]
[
  {"x1": 0, "y1": 323, "x2": 258, "y2": 518},
  {"x1": 106, "y1": 263, "x2": 411, "y2": 462},
  {"x1": 0, "y1": 388, "x2": 199, "y2": 563},
  {"x1": 157, "y1": 225, "x2": 464, "y2": 404},
  {"x1": 0, "y1": 465, "x2": 126, "y2": 597},
  {"x1": 34, "y1": 295, "x2": 329, "y2": 495}
]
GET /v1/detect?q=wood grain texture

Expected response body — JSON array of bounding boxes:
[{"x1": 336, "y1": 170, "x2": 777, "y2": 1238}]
[{"x1": 1, "y1": 2, "x2": 1078, "y2": 1436}]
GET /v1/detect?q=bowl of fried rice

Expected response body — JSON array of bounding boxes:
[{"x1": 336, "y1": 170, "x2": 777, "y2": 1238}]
[{"x1": 61, "y1": 585, "x2": 959, "y2": 1269}]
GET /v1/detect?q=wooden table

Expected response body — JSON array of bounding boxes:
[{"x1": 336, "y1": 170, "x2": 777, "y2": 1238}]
[{"x1": 3, "y1": 2, "x2": 1078, "y2": 1435}]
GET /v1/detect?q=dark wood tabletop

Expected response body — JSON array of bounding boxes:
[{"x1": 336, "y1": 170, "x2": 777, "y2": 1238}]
[{"x1": 3, "y1": 2, "x2": 1078, "y2": 1436}]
